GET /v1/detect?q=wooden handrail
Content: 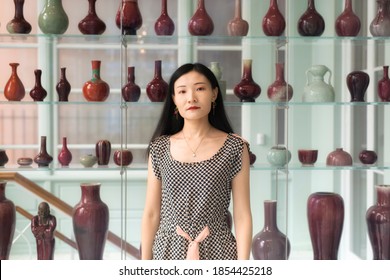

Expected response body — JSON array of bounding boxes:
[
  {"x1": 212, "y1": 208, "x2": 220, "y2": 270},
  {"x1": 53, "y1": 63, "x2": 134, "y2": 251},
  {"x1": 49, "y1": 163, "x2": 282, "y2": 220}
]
[{"x1": 0, "y1": 172, "x2": 140, "y2": 259}]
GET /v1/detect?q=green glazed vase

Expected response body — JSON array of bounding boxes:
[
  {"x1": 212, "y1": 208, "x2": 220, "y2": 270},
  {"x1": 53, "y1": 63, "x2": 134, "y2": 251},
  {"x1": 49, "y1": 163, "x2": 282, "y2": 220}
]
[{"x1": 38, "y1": 0, "x2": 69, "y2": 34}]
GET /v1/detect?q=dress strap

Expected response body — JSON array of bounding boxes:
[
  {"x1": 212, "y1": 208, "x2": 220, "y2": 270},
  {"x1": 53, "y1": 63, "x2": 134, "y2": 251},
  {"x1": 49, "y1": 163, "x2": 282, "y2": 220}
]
[{"x1": 176, "y1": 225, "x2": 210, "y2": 260}]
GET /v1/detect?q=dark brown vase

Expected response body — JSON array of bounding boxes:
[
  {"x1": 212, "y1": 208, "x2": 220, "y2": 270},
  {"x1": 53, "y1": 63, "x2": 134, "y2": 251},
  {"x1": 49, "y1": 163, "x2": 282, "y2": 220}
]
[
  {"x1": 78, "y1": 0, "x2": 106, "y2": 35},
  {"x1": 366, "y1": 185, "x2": 390, "y2": 260},
  {"x1": 234, "y1": 59, "x2": 261, "y2": 102},
  {"x1": 146, "y1": 60, "x2": 168, "y2": 102},
  {"x1": 6, "y1": 0, "x2": 32, "y2": 34},
  {"x1": 96, "y1": 140, "x2": 111, "y2": 166},
  {"x1": 335, "y1": 0, "x2": 361, "y2": 36},
  {"x1": 56, "y1": 67, "x2": 71, "y2": 102},
  {"x1": 346, "y1": 71, "x2": 370, "y2": 102},
  {"x1": 113, "y1": 149, "x2": 133, "y2": 166},
  {"x1": 298, "y1": 0, "x2": 325, "y2": 36},
  {"x1": 83, "y1": 60, "x2": 110, "y2": 102},
  {"x1": 307, "y1": 192, "x2": 344, "y2": 260},
  {"x1": 0, "y1": 181, "x2": 16, "y2": 260},
  {"x1": 115, "y1": 0, "x2": 143, "y2": 35},
  {"x1": 72, "y1": 183, "x2": 109, "y2": 260},
  {"x1": 378, "y1": 66, "x2": 390, "y2": 102},
  {"x1": 370, "y1": 0, "x2": 390, "y2": 37},
  {"x1": 34, "y1": 136, "x2": 53, "y2": 167},
  {"x1": 359, "y1": 150, "x2": 378, "y2": 165},
  {"x1": 4, "y1": 63, "x2": 25, "y2": 101},
  {"x1": 227, "y1": 0, "x2": 249, "y2": 36},
  {"x1": 0, "y1": 150, "x2": 9, "y2": 167},
  {"x1": 188, "y1": 0, "x2": 214, "y2": 36},
  {"x1": 58, "y1": 137, "x2": 72, "y2": 167},
  {"x1": 267, "y1": 63, "x2": 293, "y2": 102},
  {"x1": 29, "y1": 69, "x2": 47, "y2": 102},
  {"x1": 262, "y1": 0, "x2": 286, "y2": 36},
  {"x1": 252, "y1": 200, "x2": 290, "y2": 260},
  {"x1": 326, "y1": 148, "x2": 352, "y2": 166},
  {"x1": 154, "y1": 0, "x2": 175, "y2": 36},
  {"x1": 122, "y1": 66, "x2": 141, "y2": 102}
]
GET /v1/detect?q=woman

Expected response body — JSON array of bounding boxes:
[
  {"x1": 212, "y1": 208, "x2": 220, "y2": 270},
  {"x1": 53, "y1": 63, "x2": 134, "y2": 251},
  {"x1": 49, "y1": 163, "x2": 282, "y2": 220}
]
[{"x1": 141, "y1": 63, "x2": 252, "y2": 260}]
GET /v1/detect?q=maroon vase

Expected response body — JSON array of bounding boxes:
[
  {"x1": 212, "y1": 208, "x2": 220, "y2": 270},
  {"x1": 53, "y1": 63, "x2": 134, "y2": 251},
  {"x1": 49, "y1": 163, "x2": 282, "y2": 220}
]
[
  {"x1": 335, "y1": 0, "x2": 361, "y2": 36},
  {"x1": 326, "y1": 148, "x2": 352, "y2": 166},
  {"x1": 83, "y1": 60, "x2": 110, "y2": 102},
  {"x1": 146, "y1": 60, "x2": 168, "y2": 102},
  {"x1": 227, "y1": 0, "x2": 248, "y2": 36},
  {"x1": 115, "y1": 0, "x2": 143, "y2": 35},
  {"x1": 366, "y1": 185, "x2": 390, "y2": 260},
  {"x1": 252, "y1": 200, "x2": 290, "y2": 260},
  {"x1": 359, "y1": 150, "x2": 378, "y2": 165},
  {"x1": 298, "y1": 0, "x2": 325, "y2": 36},
  {"x1": 346, "y1": 71, "x2": 370, "y2": 102},
  {"x1": 4, "y1": 63, "x2": 25, "y2": 101},
  {"x1": 72, "y1": 183, "x2": 109, "y2": 260},
  {"x1": 267, "y1": 63, "x2": 293, "y2": 102},
  {"x1": 378, "y1": 65, "x2": 390, "y2": 102},
  {"x1": 96, "y1": 140, "x2": 111, "y2": 166},
  {"x1": 78, "y1": 0, "x2": 106, "y2": 35},
  {"x1": 262, "y1": 0, "x2": 286, "y2": 36},
  {"x1": 154, "y1": 0, "x2": 175, "y2": 36},
  {"x1": 29, "y1": 69, "x2": 47, "y2": 102},
  {"x1": 6, "y1": 0, "x2": 32, "y2": 34},
  {"x1": 113, "y1": 149, "x2": 133, "y2": 166},
  {"x1": 0, "y1": 150, "x2": 9, "y2": 167},
  {"x1": 249, "y1": 151, "x2": 257, "y2": 165},
  {"x1": 188, "y1": 0, "x2": 214, "y2": 36},
  {"x1": 58, "y1": 137, "x2": 72, "y2": 167},
  {"x1": 234, "y1": 59, "x2": 261, "y2": 102},
  {"x1": 0, "y1": 181, "x2": 16, "y2": 260},
  {"x1": 122, "y1": 66, "x2": 141, "y2": 102},
  {"x1": 370, "y1": 0, "x2": 390, "y2": 37},
  {"x1": 307, "y1": 192, "x2": 344, "y2": 260},
  {"x1": 34, "y1": 136, "x2": 53, "y2": 167},
  {"x1": 56, "y1": 67, "x2": 71, "y2": 102}
]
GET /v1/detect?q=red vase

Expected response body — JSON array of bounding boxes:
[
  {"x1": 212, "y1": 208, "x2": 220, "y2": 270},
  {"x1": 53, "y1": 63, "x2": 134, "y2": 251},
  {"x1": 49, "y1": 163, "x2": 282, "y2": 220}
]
[
  {"x1": 378, "y1": 66, "x2": 390, "y2": 101},
  {"x1": 56, "y1": 67, "x2": 71, "y2": 102},
  {"x1": 346, "y1": 70, "x2": 370, "y2": 102},
  {"x1": 307, "y1": 192, "x2": 344, "y2": 260},
  {"x1": 359, "y1": 150, "x2": 378, "y2": 165},
  {"x1": 0, "y1": 150, "x2": 9, "y2": 167},
  {"x1": 366, "y1": 185, "x2": 390, "y2": 260},
  {"x1": 298, "y1": 0, "x2": 325, "y2": 36},
  {"x1": 335, "y1": 0, "x2": 361, "y2": 36},
  {"x1": 188, "y1": 0, "x2": 214, "y2": 36},
  {"x1": 154, "y1": 0, "x2": 175, "y2": 36},
  {"x1": 4, "y1": 63, "x2": 25, "y2": 101},
  {"x1": 370, "y1": 0, "x2": 390, "y2": 37},
  {"x1": 252, "y1": 200, "x2": 291, "y2": 260},
  {"x1": 72, "y1": 183, "x2": 109, "y2": 260},
  {"x1": 6, "y1": 0, "x2": 32, "y2": 34},
  {"x1": 83, "y1": 60, "x2": 110, "y2": 102},
  {"x1": 96, "y1": 140, "x2": 111, "y2": 166},
  {"x1": 58, "y1": 137, "x2": 72, "y2": 167},
  {"x1": 0, "y1": 181, "x2": 16, "y2": 260},
  {"x1": 234, "y1": 59, "x2": 261, "y2": 102},
  {"x1": 29, "y1": 69, "x2": 47, "y2": 102},
  {"x1": 113, "y1": 149, "x2": 133, "y2": 166},
  {"x1": 262, "y1": 0, "x2": 286, "y2": 36},
  {"x1": 146, "y1": 60, "x2": 168, "y2": 102},
  {"x1": 115, "y1": 0, "x2": 143, "y2": 35},
  {"x1": 34, "y1": 136, "x2": 53, "y2": 167},
  {"x1": 227, "y1": 0, "x2": 248, "y2": 36},
  {"x1": 267, "y1": 63, "x2": 293, "y2": 102},
  {"x1": 326, "y1": 148, "x2": 353, "y2": 166},
  {"x1": 122, "y1": 66, "x2": 141, "y2": 102},
  {"x1": 78, "y1": 0, "x2": 106, "y2": 35}
]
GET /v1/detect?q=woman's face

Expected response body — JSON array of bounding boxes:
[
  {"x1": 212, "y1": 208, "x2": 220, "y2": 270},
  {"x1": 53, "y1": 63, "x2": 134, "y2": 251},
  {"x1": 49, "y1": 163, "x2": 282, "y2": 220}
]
[{"x1": 172, "y1": 70, "x2": 218, "y2": 121}]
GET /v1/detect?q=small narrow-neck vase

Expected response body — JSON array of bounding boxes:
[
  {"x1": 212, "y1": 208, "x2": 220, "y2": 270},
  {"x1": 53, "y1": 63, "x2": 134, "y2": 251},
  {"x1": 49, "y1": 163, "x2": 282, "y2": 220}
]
[
  {"x1": 30, "y1": 69, "x2": 47, "y2": 102},
  {"x1": 188, "y1": 0, "x2": 214, "y2": 36},
  {"x1": 116, "y1": 0, "x2": 143, "y2": 35},
  {"x1": 58, "y1": 137, "x2": 72, "y2": 167},
  {"x1": 38, "y1": 0, "x2": 69, "y2": 34},
  {"x1": 298, "y1": 0, "x2": 325, "y2": 36},
  {"x1": 335, "y1": 0, "x2": 361, "y2": 36},
  {"x1": 0, "y1": 181, "x2": 16, "y2": 260},
  {"x1": 146, "y1": 60, "x2": 168, "y2": 102},
  {"x1": 234, "y1": 59, "x2": 261, "y2": 102},
  {"x1": 378, "y1": 65, "x2": 390, "y2": 101},
  {"x1": 154, "y1": 0, "x2": 175, "y2": 36},
  {"x1": 346, "y1": 71, "x2": 370, "y2": 102},
  {"x1": 227, "y1": 0, "x2": 248, "y2": 36},
  {"x1": 83, "y1": 60, "x2": 110, "y2": 102},
  {"x1": 4, "y1": 63, "x2": 25, "y2": 101},
  {"x1": 78, "y1": 0, "x2": 106, "y2": 35},
  {"x1": 6, "y1": 0, "x2": 32, "y2": 34},
  {"x1": 262, "y1": 0, "x2": 286, "y2": 36},
  {"x1": 267, "y1": 63, "x2": 293, "y2": 102},
  {"x1": 370, "y1": 0, "x2": 390, "y2": 36},
  {"x1": 34, "y1": 136, "x2": 53, "y2": 167},
  {"x1": 122, "y1": 66, "x2": 141, "y2": 102},
  {"x1": 56, "y1": 67, "x2": 71, "y2": 102}
]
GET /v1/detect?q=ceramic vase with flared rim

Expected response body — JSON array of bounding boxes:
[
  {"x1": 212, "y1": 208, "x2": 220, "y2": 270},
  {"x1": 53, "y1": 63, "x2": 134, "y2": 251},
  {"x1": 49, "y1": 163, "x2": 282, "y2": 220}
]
[
  {"x1": 95, "y1": 140, "x2": 111, "y2": 166},
  {"x1": 58, "y1": 137, "x2": 72, "y2": 167},
  {"x1": 56, "y1": 67, "x2": 71, "y2": 102},
  {"x1": 113, "y1": 149, "x2": 133, "y2": 167},
  {"x1": 366, "y1": 185, "x2": 390, "y2": 260},
  {"x1": 83, "y1": 60, "x2": 110, "y2": 102},
  {"x1": 303, "y1": 65, "x2": 335, "y2": 102},
  {"x1": 378, "y1": 66, "x2": 390, "y2": 102},
  {"x1": 154, "y1": 0, "x2": 175, "y2": 36},
  {"x1": 234, "y1": 59, "x2": 261, "y2": 102},
  {"x1": 326, "y1": 148, "x2": 352, "y2": 166},
  {"x1": 78, "y1": 0, "x2": 106, "y2": 35},
  {"x1": 29, "y1": 69, "x2": 47, "y2": 102},
  {"x1": 335, "y1": 0, "x2": 361, "y2": 37},
  {"x1": 188, "y1": 0, "x2": 214, "y2": 36},
  {"x1": 38, "y1": 0, "x2": 69, "y2": 35},
  {"x1": 6, "y1": 0, "x2": 32, "y2": 34},
  {"x1": 146, "y1": 60, "x2": 168, "y2": 102},
  {"x1": 72, "y1": 183, "x2": 109, "y2": 260},
  {"x1": 227, "y1": 0, "x2": 248, "y2": 36},
  {"x1": 122, "y1": 66, "x2": 141, "y2": 102},
  {"x1": 4, "y1": 63, "x2": 25, "y2": 101},
  {"x1": 34, "y1": 136, "x2": 53, "y2": 167},
  {"x1": 307, "y1": 192, "x2": 344, "y2": 260},
  {"x1": 0, "y1": 181, "x2": 16, "y2": 260},
  {"x1": 262, "y1": 0, "x2": 286, "y2": 37},
  {"x1": 252, "y1": 200, "x2": 291, "y2": 260},
  {"x1": 0, "y1": 150, "x2": 9, "y2": 167},
  {"x1": 115, "y1": 0, "x2": 143, "y2": 35},
  {"x1": 267, "y1": 63, "x2": 293, "y2": 102},
  {"x1": 370, "y1": 0, "x2": 390, "y2": 37},
  {"x1": 297, "y1": 0, "x2": 325, "y2": 36},
  {"x1": 346, "y1": 71, "x2": 370, "y2": 102}
]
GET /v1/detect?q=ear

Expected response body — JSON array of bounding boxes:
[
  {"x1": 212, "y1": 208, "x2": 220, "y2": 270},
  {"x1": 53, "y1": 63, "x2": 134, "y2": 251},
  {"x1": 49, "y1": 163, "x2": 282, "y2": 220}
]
[{"x1": 212, "y1": 88, "x2": 218, "y2": 102}]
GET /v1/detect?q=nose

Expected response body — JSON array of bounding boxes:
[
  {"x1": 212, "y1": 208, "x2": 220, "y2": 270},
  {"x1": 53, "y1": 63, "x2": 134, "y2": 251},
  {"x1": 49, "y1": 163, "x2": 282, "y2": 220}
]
[{"x1": 187, "y1": 90, "x2": 197, "y2": 103}]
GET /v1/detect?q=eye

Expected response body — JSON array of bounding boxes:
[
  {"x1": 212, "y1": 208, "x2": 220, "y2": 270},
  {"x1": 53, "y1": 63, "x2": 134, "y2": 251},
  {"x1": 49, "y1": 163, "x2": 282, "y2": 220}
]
[
  {"x1": 196, "y1": 86, "x2": 206, "y2": 91},
  {"x1": 176, "y1": 89, "x2": 186, "y2": 94}
]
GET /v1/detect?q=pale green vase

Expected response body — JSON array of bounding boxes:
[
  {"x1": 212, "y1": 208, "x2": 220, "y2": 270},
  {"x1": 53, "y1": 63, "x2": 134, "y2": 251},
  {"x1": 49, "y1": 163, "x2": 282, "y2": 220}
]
[{"x1": 38, "y1": 0, "x2": 69, "y2": 34}]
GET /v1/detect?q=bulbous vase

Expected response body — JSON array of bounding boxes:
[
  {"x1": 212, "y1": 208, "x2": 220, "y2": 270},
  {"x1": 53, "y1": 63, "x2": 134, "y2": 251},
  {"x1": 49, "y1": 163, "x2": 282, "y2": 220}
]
[
  {"x1": 262, "y1": 0, "x2": 286, "y2": 36},
  {"x1": 34, "y1": 136, "x2": 53, "y2": 167},
  {"x1": 154, "y1": 0, "x2": 175, "y2": 36},
  {"x1": 326, "y1": 148, "x2": 352, "y2": 166},
  {"x1": 58, "y1": 137, "x2": 72, "y2": 167},
  {"x1": 227, "y1": 0, "x2": 248, "y2": 36},
  {"x1": 0, "y1": 150, "x2": 9, "y2": 167},
  {"x1": 122, "y1": 66, "x2": 141, "y2": 102},
  {"x1": 346, "y1": 71, "x2": 370, "y2": 102},
  {"x1": 267, "y1": 63, "x2": 293, "y2": 102},
  {"x1": 83, "y1": 60, "x2": 110, "y2": 102},
  {"x1": 378, "y1": 66, "x2": 390, "y2": 102},
  {"x1": 370, "y1": 0, "x2": 390, "y2": 37},
  {"x1": 29, "y1": 69, "x2": 47, "y2": 102},
  {"x1": 267, "y1": 146, "x2": 291, "y2": 167},
  {"x1": 146, "y1": 60, "x2": 168, "y2": 102},
  {"x1": 38, "y1": 0, "x2": 69, "y2": 34},
  {"x1": 4, "y1": 63, "x2": 25, "y2": 101},
  {"x1": 335, "y1": 0, "x2": 361, "y2": 36},
  {"x1": 234, "y1": 59, "x2": 261, "y2": 102},
  {"x1": 78, "y1": 0, "x2": 106, "y2": 35},
  {"x1": 303, "y1": 65, "x2": 335, "y2": 102},
  {"x1": 113, "y1": 149, "x2": 133, "y2": 167},
  {"x1": 298, "y1": 0, "x2": 325, "y2": 36},
  {"x1": 0, "y1": 181, "x2": 16, "y2": 260},
  {"x1": 6, "y1": 0, "x2": 32, "y2": 34},
  {"x1": 188, "y1": 0, "x2": 214, "y2": 36},
  {"x1": 116, "y1": 0, "x2": 143, "y2": 35},
  {"x1": 56, "y1": 67, "x2": 71, "y2": 102}
]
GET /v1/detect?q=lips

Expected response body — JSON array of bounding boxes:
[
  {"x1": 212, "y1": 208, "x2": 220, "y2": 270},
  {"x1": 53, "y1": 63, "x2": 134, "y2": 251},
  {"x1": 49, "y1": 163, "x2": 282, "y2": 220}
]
[{"x1": 187, "y1": 106, "x2": 200, "y2": 110}]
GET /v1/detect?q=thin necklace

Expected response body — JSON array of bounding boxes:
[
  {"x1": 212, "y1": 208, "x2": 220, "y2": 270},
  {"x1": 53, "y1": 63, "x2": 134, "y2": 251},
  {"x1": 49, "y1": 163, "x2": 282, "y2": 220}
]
[{"x1": 182, "y1": 128, "x2": 209, "y2": 158}]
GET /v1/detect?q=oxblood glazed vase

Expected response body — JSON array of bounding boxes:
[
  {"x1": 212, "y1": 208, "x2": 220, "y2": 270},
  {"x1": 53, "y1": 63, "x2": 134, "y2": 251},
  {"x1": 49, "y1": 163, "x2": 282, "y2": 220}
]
[
  {"x1": 298, "y1": 0, "x2": 325, "y2": 36},
  {"x1": 146, "y1": 60, "x2": 168, "y2": 102},
  {"x1": 30, "y1": 69, "x2": 47, "y2": 102},
  {"x1": 227, "y1": 0, "x2": 248, "y2": 36},
  {"x1": 96, "y1": 140, "x2": 111, "y2": 166},
  {"x1": 78, "y1": 0, "x2": 106, "y2": 35},
  {"x1": 4, "y1": 63, "x2": 25, "y2": 101},
  {"x1": 307, "y1": 192, "x2": 344, "y2": 260},
  {"x1": 303, "y1": 65, "x2": 335, "y2": 102},
  {"x1": 38, "y1": 0, "x2": 69, "y2": 34},
  {"x1": 0, "y1": 150, "x2": 9, "y2": 167},
  {"x1": 267, "y1": 63, "x2": 293, "y2": 102},
  {"x1": 366, "y1": 185, "x2": 390, "y2": 260},
  {"x1": 83, "y1": 60, "x2": 110, "y2": 102},
  {"x1": 378, "y1": 66, "x2": 390, "y2": 101},
  {"x1": 56, "y1": 67, "x2": 71, "y2": 102},
  {"x1": 72, "y1": 183, "x2": 109, "y2": 260},
  {"x1": 58, "y1": 137, "x2": 72, "y2": 167},
  {"x1": 113, "y1": 149, "x2": 133, "y2": 167},
  {"x1": 252, "y1": 200, "x2": 290, "y2": 260},
  {"x1": 122, "y1": 67, "x2": 141, "y2": 102},
  {"x1": 6, "y1": 0, "x2": 32, "y2": 34},
  {"x1": 335, "y1": 0, "x2": 361, "y2": 36},
  {"x1": 234, "y1": 59, "x2": 261, "y2": 102},
  {"x1": 326, "y1": 148, "x2": 352, "y2": 166},
  {"x1": 188, "y1": 0, "x2": 214, "y2": 36},
  {"x1": 154, "y1": 0, "x2": 175, "y2": 36},
  {"x1": 0, "y1": 181, "x2": 16, "y2": 260},
  {"x1": 262, "y1": 0, "x2": 286, "y2": 36},
  {"x1": 116, "y1": 0, "x2": 143, "y2": 35},
  {"x1": 370, "y1": 0, "x2": 390, "y2": 37},
  {"x1": 346, "y1": 71, "x2": 370, "y2": 102},
  {"x1": 34, "y1": 136, "x2": 53, "y2": 167},
  {"x1": 359, "y1": 150, "x2": 378, "y2": 165}
]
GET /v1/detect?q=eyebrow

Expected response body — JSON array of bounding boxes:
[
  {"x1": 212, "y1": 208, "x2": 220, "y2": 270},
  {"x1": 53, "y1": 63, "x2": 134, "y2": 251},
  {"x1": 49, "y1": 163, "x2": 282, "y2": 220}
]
[{"x1": 176, "y1": 82, "x2": 207, "y2": 89}]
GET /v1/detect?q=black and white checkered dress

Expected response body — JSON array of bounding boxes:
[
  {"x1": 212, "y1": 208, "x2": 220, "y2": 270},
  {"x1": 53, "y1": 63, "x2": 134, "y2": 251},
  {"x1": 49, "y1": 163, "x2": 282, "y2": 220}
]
[{"x1": 149, "y1": 133, "x2": 246, "y2": 260}]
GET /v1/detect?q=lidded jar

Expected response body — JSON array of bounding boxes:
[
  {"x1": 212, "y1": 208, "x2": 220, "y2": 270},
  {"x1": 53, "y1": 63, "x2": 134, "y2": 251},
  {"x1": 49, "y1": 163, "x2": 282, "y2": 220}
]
[{"x1": 267, "y1": 145, "x2": 291, "y2": 167}]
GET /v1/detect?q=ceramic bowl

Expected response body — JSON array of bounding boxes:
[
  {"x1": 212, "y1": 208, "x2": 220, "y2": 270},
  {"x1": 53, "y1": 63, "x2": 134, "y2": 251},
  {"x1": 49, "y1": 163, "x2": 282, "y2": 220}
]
[
  {"x1": 17, "y1": 157, "x2": 33, "y2": 167},
  {"x1": 298, "y1": 149, "x2": 318, "y2": 166}
]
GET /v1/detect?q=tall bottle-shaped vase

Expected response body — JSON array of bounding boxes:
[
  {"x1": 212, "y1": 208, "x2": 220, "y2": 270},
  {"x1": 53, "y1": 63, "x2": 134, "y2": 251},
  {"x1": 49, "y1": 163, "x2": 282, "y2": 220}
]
[
  {"x1": 335, "y1": 0, "x2": 361, "y2": 36},
  {"x1": 38, "y1": 0, "x2": 69, "y2": 34},
  {"x1": 29, "y1": 69, "x2": 47, "y2": 102},
  {"x1": 78, "y1": 0, "x2": 106, "y2": 35},
  {"x1": 154, "y1": 0, "x2": 175, "y2": 36},
  {"x1": 378, "y1": 66, "x2": 390, "y2": 102},
  {"x1": 6, "y1": 0, "x2": 32, "y2": 34},
  {"x1": 370, "y1": 0, "x2": 390, "y2": 36},
  {"x1": 267, "y1": 63, "x2": 293, "y2": 102},
  {"x1": 122, "y1": 66, "x2": 141, "y2": 102},
  {"x1": 297, "y1": 0, "x2": 325, "y2": 36},
  {"x1": 0, "y1": 181, "x2": 16, "y2": 260},
  {"x1": 146, "y1": 60, "x2": 168, "y2": 102},
  {"x1": 227, "y1": 0, "x2": 248, "y2": 36},
  {"x1": 234, "y1": 59, "x2": 261, "y2": 102},
  {"x1": 262, "y1": 0, "x2": 286, "y2": 36},
  {"x1": 303, "y1": 65, "x2": 335, "y2": 102},
  {"x1": 58, "y1": 137, "x2": 72, "y2": 167},
  {"x1": 116, "y1": 0, "x2": 143, "y2": 35},
  {"x1": 83, "y1": 60, "x2": 110, "y2": 102},
  {"x1": 188, "y1": 0, "x2": 214, "y2": 36},
  {"x1": 4, "y1": 63, "x2": 25, "y2": 101},
  {"x1": 34, "y1": 136, "x2": 53, "y2": 167},
  {"x1": 56, "y1": 67, "x2": 71, "y2": 102}
]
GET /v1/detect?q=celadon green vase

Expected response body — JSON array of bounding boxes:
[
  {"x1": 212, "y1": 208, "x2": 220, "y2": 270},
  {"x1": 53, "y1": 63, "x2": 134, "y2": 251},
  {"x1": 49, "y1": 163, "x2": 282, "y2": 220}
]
[{"x1": 38, "y1": 0, "x2": 69, "y2": 34}]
